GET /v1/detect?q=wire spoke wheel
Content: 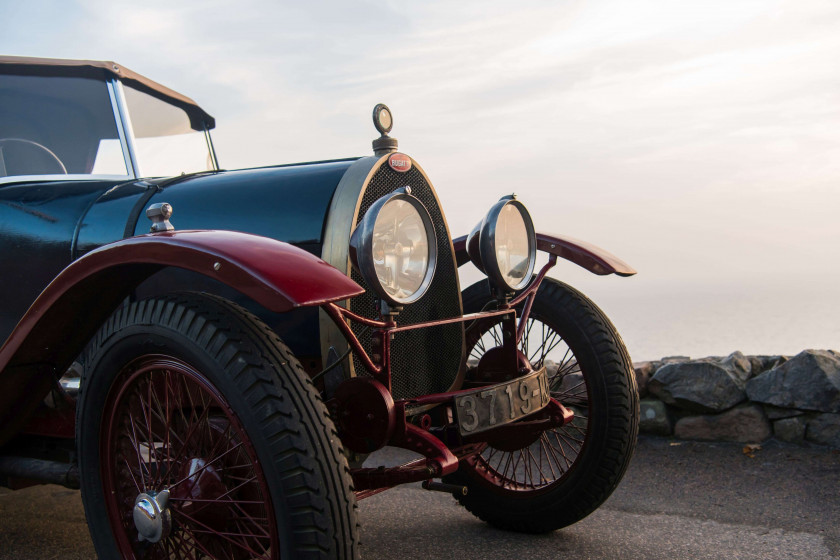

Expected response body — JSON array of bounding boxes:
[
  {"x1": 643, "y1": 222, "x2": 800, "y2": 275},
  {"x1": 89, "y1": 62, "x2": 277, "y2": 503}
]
[
  {"x1": 102, "y1": 357, "x2": 276, "y2": 559},
  {"x1": 467, "y1": 315, "x2": 589, "y2": 492},
  {"x1": 78, "y1": 294, "x2": 360, "y2": 559},
  {"x1": 446, "y1": 278, "x2": 638, "y2": 532}
]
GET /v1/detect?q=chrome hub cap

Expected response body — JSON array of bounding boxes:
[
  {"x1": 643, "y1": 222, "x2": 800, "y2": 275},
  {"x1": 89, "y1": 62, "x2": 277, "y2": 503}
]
[{"x1": 133, "y1": 489, "x2": 171, "y2": 543}]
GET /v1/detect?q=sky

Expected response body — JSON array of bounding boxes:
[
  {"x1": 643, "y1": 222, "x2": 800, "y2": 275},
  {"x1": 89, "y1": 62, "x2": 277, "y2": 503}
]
[{"x1": 2, "y1": 0, "x2": 839, "y2": 360}]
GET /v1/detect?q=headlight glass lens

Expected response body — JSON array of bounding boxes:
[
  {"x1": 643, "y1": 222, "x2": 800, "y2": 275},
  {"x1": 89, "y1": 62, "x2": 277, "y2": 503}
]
[
  {"x1": 467, "y1": 196, "x2": 536, "y2": 292},
  {"x1": 372, "y1": 198, "x2": 430, "y2": 302},
  {"x1": 495, "y1": 203, "x2": 532, "y2": 289}
]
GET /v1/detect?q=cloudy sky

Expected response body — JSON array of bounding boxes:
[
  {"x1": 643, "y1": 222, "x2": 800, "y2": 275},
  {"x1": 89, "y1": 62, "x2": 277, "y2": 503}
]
[{"x1": 3, "y1": 0, "x2": 839, "y2": 359}]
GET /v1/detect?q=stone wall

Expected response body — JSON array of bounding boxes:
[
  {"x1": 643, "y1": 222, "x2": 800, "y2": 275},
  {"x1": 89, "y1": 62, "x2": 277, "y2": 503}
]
[{"x1": 634, "y1": 349, "x2": 840, "y2": 447}]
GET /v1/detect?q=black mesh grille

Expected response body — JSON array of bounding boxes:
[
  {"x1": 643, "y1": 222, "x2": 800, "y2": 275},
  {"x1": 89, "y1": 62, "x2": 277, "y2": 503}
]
[{"x1": 350, "y1": 164, "x2": 464, "y2": 400}]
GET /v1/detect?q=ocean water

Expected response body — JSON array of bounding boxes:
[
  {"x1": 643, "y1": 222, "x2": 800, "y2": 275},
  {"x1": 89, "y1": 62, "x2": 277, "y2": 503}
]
[
  {"x1": 577, "y1": 278, "x2": 840, "y2": 363},
  {"x1": 458, "y1": 264, "x2": 840, "y2": 364}
]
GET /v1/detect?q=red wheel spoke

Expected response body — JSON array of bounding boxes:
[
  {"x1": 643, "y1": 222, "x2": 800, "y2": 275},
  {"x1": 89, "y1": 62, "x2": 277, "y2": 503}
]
[
  {"x1": 181, "y1": 475, "x2": 260, "y2": 521},
  {"x1": 143, "y1": 379, "x2": 157, "y2": 484},
  {"x1": 176, "y1": 507, "x2": 269, "y2": 558},
  {"x1": 168, "y1": 442, "x2": 244, "y2": 490},
  {"x1": 121, "y1": 458, "x2": 142, "y2": 493},
  {"x1": 220, "y1": 498, "x2": 271, "y2": 540},
  {"x1": 174, "y1": 402, "x2": 213, "y2": 463},
  {"x1": 133, "y1": 379, "x2": 172, "y2": 489},
  {"x1": 176, "y1": 523, "x2": 224, "y2": 559},
  {"x1": 187, "y1": 528, "x2": 270, "y2": 541},
  {"x1": 146, "y1": 371, "x2": 180, "y2": 487},
  {"x1": 557, "y1": 357, "x2": 580, "y2": 377},
  {"x1": 522, "y1": 317, "x2": 535, "y2": 357},
  {"x1": 499, "y1": 451, "x2": 514, "y2": 481},
  {"x1": 170, "y1": 497, "x2": 265, "y2": 504},
  {"x1": 547, "y1": 350, "x2": 573, "y2": 389},
  {"x1": 199, "y1": 420, "x2": 235, "y2": 474},
  {"x1": 233, "y1": 517, "x2": 272, "y2": 557},
  {"x1": 102, "y1": 357, "x2": 279, "y2": 558},
  {"x1": 488, "y1": 325, "x2": 503, "y2": 347},
  {"x1": 127, "y1": 415, "x2": 152, "y2": 489},
  {"x1": 556, "y1": 429, "x2": 585, "y2": 446},
  {"x1": 539, "y1": 436, "x2": 560, "y2": 480},
  {"x1": 549, "y1": 431, "x2": 573, "y2": 470},
  {"x1": 526, "y1": 447, "x2": 547, "y2": 486}
]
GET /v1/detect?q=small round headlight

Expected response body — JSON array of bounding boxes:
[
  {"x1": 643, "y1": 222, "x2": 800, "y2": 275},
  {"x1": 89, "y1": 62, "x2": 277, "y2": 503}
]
[
  {"x1": 467, "y1": 195, "x2": 536, "y2": 292},
  {"x1": 350, "y1": 188, "x2": 437, "y2": 306}
]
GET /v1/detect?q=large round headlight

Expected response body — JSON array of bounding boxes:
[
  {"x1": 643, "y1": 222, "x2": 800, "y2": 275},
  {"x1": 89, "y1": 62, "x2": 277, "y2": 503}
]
[
  {"x1": 350, "y1": 188, "x2": 437, "y2": 306},
  {"x1": 467, "y1": 195, "x2": 536, "y2": 292}
]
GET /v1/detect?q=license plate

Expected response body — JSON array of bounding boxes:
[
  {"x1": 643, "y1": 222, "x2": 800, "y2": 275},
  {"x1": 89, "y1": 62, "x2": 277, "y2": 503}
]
[{"x1": 454, "y1": 367, "x2": 550, "y2": 435}]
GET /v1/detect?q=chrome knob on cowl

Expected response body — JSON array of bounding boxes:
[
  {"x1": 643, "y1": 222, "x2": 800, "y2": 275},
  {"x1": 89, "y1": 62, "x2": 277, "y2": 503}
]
[{"x1": 146, "y1": 202, "x2": 174, "y2": 232}]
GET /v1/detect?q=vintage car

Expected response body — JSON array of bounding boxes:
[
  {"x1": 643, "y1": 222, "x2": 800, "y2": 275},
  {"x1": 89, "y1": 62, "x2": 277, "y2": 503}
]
[{"x1": 0, "y1": 55, "x2": 639, "y2": 559}]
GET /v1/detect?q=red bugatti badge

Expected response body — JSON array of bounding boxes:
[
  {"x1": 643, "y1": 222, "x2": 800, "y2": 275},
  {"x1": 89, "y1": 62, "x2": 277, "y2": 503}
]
[{"x1": 388, "y1": 153, "x2": 412, "y2": 173}]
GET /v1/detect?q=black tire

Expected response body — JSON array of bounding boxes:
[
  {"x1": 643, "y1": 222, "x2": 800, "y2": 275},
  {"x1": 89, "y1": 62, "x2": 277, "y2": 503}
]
[
  {"x1": 445, "y1": 278, "x2": 639, "y2": 532},
  {"x1": 77, "y1": 293, "x2": 360, "y2": 559}
]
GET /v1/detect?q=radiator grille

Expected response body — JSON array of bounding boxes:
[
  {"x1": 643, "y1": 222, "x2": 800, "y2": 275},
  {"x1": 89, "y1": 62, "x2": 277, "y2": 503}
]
[{"x1": 350, "y1": 164, "x2": 464, "y2": 400}]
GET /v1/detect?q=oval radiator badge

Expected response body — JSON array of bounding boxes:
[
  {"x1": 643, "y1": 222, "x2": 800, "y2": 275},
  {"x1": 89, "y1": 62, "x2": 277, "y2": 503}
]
[{"x1": 388, "y1": 153, "x2": 412, "y2": 173}]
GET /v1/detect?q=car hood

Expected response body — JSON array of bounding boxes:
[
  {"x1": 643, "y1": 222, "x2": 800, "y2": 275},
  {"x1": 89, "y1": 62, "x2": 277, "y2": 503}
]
[{"x1": 77, "y1": 159, "x2": 359, "y2": 257}]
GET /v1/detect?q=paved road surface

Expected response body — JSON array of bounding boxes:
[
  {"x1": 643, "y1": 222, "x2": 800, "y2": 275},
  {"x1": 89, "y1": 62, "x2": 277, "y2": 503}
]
[{"x1": 1, "y1": 436, "x2": 837, "y2": 559}]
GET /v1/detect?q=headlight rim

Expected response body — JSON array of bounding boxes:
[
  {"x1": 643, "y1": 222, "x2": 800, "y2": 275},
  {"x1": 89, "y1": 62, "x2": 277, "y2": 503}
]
[
  {"x1": 470, "y1": 195, "x2": 537, "y2": 292},
  {"x1": 349, "y1": 188, "x2": 438, "y2": 306}
]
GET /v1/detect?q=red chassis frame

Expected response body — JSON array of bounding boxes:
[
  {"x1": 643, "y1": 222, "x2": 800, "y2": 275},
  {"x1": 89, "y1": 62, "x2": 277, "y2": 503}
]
[
  {"x1": 5, "y1": 229, "x2": 632, "y2": 494},
  {"x1": 322, "y1": 254, "x2": 574, "y2": 499}
]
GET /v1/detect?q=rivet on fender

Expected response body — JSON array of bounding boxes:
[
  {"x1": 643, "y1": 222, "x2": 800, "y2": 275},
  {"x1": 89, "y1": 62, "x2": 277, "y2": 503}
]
[{"x1": 388, "y1": 153, "x2": 412, "y2": 173}]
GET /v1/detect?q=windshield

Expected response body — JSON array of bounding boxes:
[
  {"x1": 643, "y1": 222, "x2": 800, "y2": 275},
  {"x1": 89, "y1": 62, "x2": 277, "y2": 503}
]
[
  {"x1": 123, "y1": 85, "x2": 214, "y2": 178},
  {"x1": 0, "y1": 74, "x2": 128, "y2": 179}
]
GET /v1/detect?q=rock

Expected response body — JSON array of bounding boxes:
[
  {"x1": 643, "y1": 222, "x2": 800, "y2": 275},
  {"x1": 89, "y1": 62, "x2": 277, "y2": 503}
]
[
  {"x1": 648, "y1": 361, "x2": 746, "y2": 413},
  {"x1": 748, "y1": 356, "x2": 764, "y2": 377},
  {"x1": 719, "y1": 351, "x2": 753, "y2": 382},
  {"x1": 746, "y1": 349, "x2": 840, "y2": 413},
  {"x1": 661, "y1": 356, "x2": 690, "y2": 364},
  {"x1": 674, "y1": 404, "x2": 771, "y2": 443},
  {"x1": 806, "y1": 413, "x2": 840, "y2": 447},
  {"x1": 774, "y1": 417, "x2": 807, "y2": 444},
  {"x1": 762, "y1": 404, "x2": 806, "y2": 420},
  {"x1": 757, "y1": 355, "x2": 788, "y2": 372},
  {"x1": 639, "y1": 399, "x2": 672, "y2": 435},
  {"x1": 633, "y1": 362, "x2": 656, "y2": 397}
]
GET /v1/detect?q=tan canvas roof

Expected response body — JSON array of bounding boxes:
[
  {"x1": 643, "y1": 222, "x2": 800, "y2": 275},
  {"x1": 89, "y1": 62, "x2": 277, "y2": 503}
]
[{"x1": 0, "y1": 55, "x2": 215, "y2": 129}]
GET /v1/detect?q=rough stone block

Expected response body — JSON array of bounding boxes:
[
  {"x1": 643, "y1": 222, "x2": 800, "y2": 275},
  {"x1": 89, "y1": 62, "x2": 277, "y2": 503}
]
[
  {"x1": 756, "y1": 355, "x2": 788, "y2": 373},
  {"x1": 763, "y1": 404, "x2": 806, "y2": 420},
  {"x1": 773, "y1": 417, "x2": 807, "y2": 444},
  {"x1": 639, "y1": 399, "x2": 672, "y2": 436},
  {"x1": 719, "y1": 351, "x2": 753, "y2": 382},
  {"x1": 633, "y1": 362, "x2": 655, "y2": 397},
  {"x1": 649, "y1": 361, "x2": 746, "y2": 413},
  {"x1": 674, "y1": 404, "x2": 771, "y2": 443},
  {"x1": 746, "y1": 349, "x2": 840, "y2": 413},
  {"x1": 661, "y1": 356, "x2": 690, "y2": 364},
  {"x1": 806, "y1": 413, "x2": 840, "y2": 448}
]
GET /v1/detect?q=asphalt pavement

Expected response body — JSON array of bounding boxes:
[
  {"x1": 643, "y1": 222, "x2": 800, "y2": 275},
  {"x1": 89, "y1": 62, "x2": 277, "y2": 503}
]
[{"x1": 1, "y1": 436, "x2": 837, "y2": 559}]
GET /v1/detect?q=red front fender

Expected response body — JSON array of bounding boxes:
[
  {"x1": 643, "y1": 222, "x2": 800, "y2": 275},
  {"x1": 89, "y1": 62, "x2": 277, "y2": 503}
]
[
  {"x1": 0, "y1": 230, "x2": 363, "y2": 444},
  {"x1": 453, "y1": 232, "x2": 636, "y2": 277}
]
